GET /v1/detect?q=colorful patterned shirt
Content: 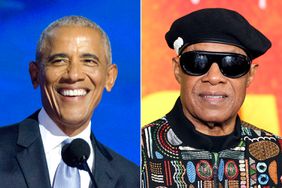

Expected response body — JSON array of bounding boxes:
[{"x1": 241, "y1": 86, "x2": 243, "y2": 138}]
[{"x1": 142, "y1": 99, "x2": 282, "y2": 187}]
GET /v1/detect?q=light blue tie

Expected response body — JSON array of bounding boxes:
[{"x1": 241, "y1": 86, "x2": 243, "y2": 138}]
[{"x1": 53, "y1": 139, "x2": 81, "y2": 188}]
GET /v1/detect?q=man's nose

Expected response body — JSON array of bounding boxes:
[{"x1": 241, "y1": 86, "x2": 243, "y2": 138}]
[
  {"x1": 64, "y1": 61, "x2": 85, "y2": 82},
  {"x1": 201, "y1": 63, "x2": 227, "y2": 85}
]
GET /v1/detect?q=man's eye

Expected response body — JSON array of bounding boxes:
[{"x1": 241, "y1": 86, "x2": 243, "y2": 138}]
[
  {"x1": 83, "y1": 59, "x2": 98, "y2": 66},
  {"x1": 50, "y1": 59, "x2": 68, "y2": 65}
]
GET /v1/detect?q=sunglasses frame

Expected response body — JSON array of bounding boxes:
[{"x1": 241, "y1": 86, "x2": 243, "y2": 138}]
[{"x1": 179, "y1": 51, "x2": 252, "y2": 78}]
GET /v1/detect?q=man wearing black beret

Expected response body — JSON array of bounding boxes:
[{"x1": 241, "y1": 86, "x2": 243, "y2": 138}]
[{"x1": 142, "y1": 8, "x2": 282, "y2": 187}]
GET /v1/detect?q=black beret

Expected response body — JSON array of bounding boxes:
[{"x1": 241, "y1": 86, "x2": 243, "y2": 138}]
[{"x1": 165, "y1": 8, "x2": 271, "y2": 59}]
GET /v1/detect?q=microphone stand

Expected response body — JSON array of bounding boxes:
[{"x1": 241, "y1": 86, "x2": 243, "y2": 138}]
[
  {"x1": 62, "y1": 139, "x2": 97, "y2": 188},
  {"x1": 79, "y1": 156, "x2": 98, "y2": 188}
]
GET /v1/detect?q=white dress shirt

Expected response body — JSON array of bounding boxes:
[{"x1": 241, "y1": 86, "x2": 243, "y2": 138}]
[{"x1": 38, "y1": 108, "x2": 94, "y2": 188}]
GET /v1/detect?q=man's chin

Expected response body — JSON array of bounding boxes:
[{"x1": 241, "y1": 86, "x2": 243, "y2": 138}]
[
  {"x1": 56, "y1": 115, "x2": 90, "y2": 129},
  {"x1": 197, "y1": 111, "x2": 232, "y2": 123},
  {"x1": 62, "y1": 117, "x2": 89, "y2": 126}
]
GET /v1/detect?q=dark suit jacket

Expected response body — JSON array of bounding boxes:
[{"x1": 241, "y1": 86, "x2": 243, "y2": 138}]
[{"x1": 0, "y1": 112, "x2": 139, "y2": 188}]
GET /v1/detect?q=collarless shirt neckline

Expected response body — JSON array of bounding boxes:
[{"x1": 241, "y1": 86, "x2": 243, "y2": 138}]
[{"x1": 166, "y1": 98, "x2": 242, "y2": 152}]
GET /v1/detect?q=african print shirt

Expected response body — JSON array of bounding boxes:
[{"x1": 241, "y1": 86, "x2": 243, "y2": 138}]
[{"x1": 142, "y1": 99, "x2": 282, "y2": 187}]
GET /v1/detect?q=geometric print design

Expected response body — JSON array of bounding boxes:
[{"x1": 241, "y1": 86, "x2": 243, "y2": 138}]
[
  {"x1": 142, "y1": 117, "x2": 282, "y2": 187},
  {"x1": 171, "y1": 161, "x2": 186, "y2": 187},
  {"x1": 149, "y1": 162, "x2": 164, "y2": 183}
]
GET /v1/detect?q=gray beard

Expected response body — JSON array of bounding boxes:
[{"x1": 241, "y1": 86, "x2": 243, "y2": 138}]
[{"x1": 206, "y1": 122, "x2": 215, "y2": 128}]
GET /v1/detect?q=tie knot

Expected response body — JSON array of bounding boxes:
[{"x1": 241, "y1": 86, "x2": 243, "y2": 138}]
[
  {"x1": 63, "y1": 138, "x2": 72, "y2": 145},
  {"x1": 53, "y1": 138, "x2": 81, "y2": 188}
]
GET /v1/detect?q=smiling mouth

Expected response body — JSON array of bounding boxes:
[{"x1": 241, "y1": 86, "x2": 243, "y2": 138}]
[
  {"x1": 203, "y1": 95, "x2": 225, "y2": 99},
  {"x1": 57, "y1": 89, "x2": 89, "y2": 97},
  {"x1": 199, "y1": 93, "x2": 228, "y2": 102}
]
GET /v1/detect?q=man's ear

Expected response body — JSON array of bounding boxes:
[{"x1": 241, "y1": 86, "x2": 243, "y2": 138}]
[
  {"x1": 105, "y1": 64, "x2": 118, "y2": 92},
  {"x1": 246, "y1": 64, "x2": 259, "y2": 87},
  {"x1": 29, "y1": 61, "x2": 40, "y2": 89},
  {"x1": 172, "y1": 56, "x2": 181, "y2": 84}
]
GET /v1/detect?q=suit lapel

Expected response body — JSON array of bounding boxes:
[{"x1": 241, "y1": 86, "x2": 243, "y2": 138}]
[
  {"x1": 15, "y1": 114, "x2": 121, "y2": 188},
  {"x1": 16, "y1": 115, "x2": 51, "y2": 188},
  {"x1": 91, "y1": 135, "x2": 120, "y2": 188}
]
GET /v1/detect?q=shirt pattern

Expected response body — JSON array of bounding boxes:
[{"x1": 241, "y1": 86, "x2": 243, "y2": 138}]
[{"x1": 142, "y1": 118, "x2": 282, "y2": 188}]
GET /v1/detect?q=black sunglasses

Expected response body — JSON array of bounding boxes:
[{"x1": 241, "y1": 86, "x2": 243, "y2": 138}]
[{"x1": 179, "y1": 51, "x2": 252, "y2": 78}]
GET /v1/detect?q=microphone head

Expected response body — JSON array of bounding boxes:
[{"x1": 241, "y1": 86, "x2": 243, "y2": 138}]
[{"x1": 61, "y1": 138, "x2": 90, "y2": 169}]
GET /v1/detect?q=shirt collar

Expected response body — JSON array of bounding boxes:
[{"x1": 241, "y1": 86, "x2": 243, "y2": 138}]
[
  {"x1": 166, "y1": 97, "x2": 242, "y2": 152},
  {"x1": 38, "y1": 108, "x2": 92, "y2": 154}
]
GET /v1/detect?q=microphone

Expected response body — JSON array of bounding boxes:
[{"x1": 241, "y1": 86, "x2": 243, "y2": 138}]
[{"x1": 61, "y1": 138, "x2": 97, "y2": 188}]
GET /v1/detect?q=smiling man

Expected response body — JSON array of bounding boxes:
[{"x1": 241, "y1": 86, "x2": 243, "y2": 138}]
[
  {"x1": 142, "y1": 8, "x2": 282, "y2": 187},
  {"x1": 0, "y1": 16, "x2": 139, "y2": 188}
]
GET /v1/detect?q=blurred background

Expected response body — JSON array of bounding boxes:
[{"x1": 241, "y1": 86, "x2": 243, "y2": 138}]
[
  {"x1": 142, "y1": 0, "x2": 282, "y2": 136},
  {"x1": 0, "y1": 0, "x2": 140, "y2": 164}
]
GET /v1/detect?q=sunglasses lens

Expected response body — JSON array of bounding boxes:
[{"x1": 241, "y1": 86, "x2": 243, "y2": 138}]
[
  {"x1": 220, "y1": 56, "x2": 250, "y2": 78},
  {"x1": 180, "y1": 51, "x2": 251, "y2": 78},
  {"x1": 180, "y1": 53, "x2": 210, "y2": 76}
]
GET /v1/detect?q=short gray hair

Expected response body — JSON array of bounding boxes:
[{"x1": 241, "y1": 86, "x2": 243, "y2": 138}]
[{"x1": 36, "y1": 15, "x2": 112, "y2": 64}]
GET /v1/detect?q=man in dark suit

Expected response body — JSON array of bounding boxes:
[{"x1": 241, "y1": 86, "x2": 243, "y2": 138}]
[{"x1": 0, "y1": 16, "x2": 139, "y2": 188}]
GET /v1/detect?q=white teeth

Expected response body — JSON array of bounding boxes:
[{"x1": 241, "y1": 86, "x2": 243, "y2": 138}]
[
  {"x1": 205, "y1": 95, "x2": 224, "y2": 99},
  {"x1": 60, "y1": 89, "x2": 87, "y2": 96}
]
